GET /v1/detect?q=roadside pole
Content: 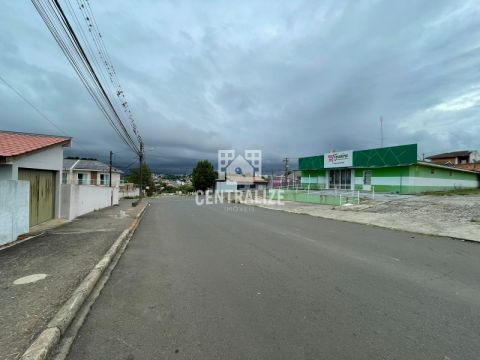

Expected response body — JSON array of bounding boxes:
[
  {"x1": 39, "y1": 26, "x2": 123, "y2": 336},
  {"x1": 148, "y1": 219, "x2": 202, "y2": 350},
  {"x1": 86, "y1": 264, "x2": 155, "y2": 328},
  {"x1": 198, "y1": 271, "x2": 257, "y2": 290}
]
[
  {"x1": 109, "y1": 151, "x2": 113, "y2": 206},
  {"x1": 139, "y1": 142, "x2": 144, "y2": 199}
]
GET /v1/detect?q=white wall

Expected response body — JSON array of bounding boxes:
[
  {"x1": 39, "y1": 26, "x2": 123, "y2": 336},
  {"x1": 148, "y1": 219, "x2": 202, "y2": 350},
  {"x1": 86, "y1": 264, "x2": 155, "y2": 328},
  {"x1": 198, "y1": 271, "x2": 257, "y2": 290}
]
[
  {"x1": 9, "y1": 145, "x2": 64, "y2": 174},
  {"x1": 119, "y1": 188, "x2": 140, "y2": 198},
  {"x1": 0, "y1": 180, "x2": 29, "y2": 245},
  {"x1": 61, "y1": 184, "x2": 119, "y2": 220}
]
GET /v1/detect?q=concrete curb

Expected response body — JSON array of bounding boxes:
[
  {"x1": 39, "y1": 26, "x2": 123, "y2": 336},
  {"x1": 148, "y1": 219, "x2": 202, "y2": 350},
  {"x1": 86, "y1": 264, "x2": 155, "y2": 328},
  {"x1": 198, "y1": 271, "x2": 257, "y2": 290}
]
[{"x1": 19, "y1": 202, "x2": 149, "y2": 360}]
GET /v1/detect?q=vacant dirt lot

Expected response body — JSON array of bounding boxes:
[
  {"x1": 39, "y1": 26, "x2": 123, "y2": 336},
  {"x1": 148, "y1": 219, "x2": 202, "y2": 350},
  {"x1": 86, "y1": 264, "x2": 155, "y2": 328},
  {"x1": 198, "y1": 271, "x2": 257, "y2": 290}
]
[
  {"x1": 362, "y1": 194, "x2": 480, "y2": 225},
  {"x1": 247, "y1": 194, "x2": 480, "y2": 242}
]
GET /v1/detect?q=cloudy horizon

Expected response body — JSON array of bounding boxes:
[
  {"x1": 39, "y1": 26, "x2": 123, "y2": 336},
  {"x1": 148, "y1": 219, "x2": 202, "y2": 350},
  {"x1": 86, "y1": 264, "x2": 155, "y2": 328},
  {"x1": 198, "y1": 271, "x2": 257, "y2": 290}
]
[{"x1": 1, "y1": 0, "x2": 479, "y2": 173}]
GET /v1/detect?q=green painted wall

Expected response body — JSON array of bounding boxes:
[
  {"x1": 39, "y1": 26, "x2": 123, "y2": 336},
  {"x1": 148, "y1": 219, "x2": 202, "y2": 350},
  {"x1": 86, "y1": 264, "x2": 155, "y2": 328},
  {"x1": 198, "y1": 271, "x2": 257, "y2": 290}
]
[
  {"x1": 299, "y1": 142, "x2": 478, "y2": 193},
  {"x1": 300, "y1": 169, "x2": 326, "y2": 189},
  {"x1": 301, "y1": 170, "x2": 326, "y2": 177},
  {"x1": 299, "y1": 155, "x2": 324, "y2": 170},
  {"x1": 409, "y1": 164, "x2": 477, "y2": 180},
  {"x1": 353, "y1": 144, "x2": 417, "y2": 168},
  {"x1": 303, "y1": 164, "x2": 478, "y2": 194},
  {"x1": 299, "y1": 144, "x2": 417, "y2": 170}
]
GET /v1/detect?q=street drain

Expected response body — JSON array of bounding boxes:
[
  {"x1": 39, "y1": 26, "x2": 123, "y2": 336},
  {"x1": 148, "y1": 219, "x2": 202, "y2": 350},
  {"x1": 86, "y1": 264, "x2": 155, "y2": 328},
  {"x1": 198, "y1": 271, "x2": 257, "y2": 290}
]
[{"x1": 13, "y1": 274, "x2": 47, "y2": 285}]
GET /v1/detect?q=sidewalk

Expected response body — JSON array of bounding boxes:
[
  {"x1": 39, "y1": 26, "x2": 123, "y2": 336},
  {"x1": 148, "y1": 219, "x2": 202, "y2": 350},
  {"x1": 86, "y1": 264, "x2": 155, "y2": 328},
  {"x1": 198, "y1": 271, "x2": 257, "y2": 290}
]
[
  {"x1": 0, "y1": 199, "x2": 144, "y2": 360},
  {"x1": 245, "y1": 194, "x2": 480, "y2": 242}
]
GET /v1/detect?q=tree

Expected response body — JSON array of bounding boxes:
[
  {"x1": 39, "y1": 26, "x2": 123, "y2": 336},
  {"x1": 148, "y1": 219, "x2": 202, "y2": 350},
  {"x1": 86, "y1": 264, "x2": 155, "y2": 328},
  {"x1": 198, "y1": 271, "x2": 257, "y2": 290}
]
[
  {"x1": 128, "y1": 163, "x2": 155, "y2": 196},
  {"x1": 192, "y1": 160, "x2": 217, "y2": 191}
]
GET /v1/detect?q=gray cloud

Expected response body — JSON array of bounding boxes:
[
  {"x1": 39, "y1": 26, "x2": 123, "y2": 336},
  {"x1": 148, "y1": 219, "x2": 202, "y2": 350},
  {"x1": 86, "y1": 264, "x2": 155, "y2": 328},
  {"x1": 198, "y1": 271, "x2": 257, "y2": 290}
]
[{"x1": 1, "y1": 0, "x2": 479, "y2": 173}]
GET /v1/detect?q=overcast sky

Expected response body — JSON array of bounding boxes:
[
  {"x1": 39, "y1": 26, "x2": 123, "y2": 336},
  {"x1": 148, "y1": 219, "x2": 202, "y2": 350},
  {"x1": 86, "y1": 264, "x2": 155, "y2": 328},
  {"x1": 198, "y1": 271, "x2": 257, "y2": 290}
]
[{"x1": 1, "y1": 0, "x2": 479, "y2": 173}]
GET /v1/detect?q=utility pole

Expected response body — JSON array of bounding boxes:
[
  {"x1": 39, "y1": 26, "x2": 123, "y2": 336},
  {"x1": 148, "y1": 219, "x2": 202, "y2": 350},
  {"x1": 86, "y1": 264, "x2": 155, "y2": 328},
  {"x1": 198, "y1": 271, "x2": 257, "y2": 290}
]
[
  {"x1": 139, "y1": 142, "x2": 144, "y2": 199},
  {"x1": 109, "y1": 151, "x2": 113, "y2": 187},
  {"x1": 283, "y1": 157, "x2": 289, "y2": 188},
  {"x1": 109, "y1": 150, "x2": 113, "y2": 206},
  {"x1": 380, "y1": 116, "x2": 384, "y2": 148}
]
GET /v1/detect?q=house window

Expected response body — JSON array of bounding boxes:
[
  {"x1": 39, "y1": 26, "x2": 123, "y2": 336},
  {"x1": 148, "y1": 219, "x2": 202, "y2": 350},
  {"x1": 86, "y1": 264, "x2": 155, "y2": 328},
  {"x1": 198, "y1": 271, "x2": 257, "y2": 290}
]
[
  {"x1": 100, "y1": 174, "x2": 110, "y2": 186},
  {"x1": 77, "y1": 173, "x2": 85, "y2": 184}
]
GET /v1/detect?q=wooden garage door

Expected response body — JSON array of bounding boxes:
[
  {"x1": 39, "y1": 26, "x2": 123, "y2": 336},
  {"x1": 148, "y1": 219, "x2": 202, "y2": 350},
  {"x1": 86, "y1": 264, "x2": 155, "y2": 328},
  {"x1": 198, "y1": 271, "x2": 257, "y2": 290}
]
[{"x1": 18, "y1": 169, "x2": 56, "y2": 227}]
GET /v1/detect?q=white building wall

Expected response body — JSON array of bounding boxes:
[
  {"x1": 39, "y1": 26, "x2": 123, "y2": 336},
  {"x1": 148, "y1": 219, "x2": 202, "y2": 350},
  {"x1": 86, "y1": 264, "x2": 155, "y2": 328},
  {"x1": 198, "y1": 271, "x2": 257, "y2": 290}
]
[
  {"x1": 5, "y1": 145, "x2": 65, "y2": 218},
  {"x1": 0, "y1": 180, "x2": 29, "y2": 245},
  {"x1": 60, "y1": 184, "x2": 119, "y2": 220},
  {"x1": 9, "y1": 146, "x2": 64, "y2": 174},
  {"x1": 66, "y1": 170, "x2": 121, "y2": 186},
  {"x1": 0, "y1": 165, "x2": 14, "y2": 181}
]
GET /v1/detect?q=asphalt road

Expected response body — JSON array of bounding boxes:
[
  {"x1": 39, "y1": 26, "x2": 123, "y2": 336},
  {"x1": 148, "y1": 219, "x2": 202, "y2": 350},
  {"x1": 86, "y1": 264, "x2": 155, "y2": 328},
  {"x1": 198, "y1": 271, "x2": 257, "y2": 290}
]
[{"x1": 68, "y1": 197, "x2": 480, "y2": 360}]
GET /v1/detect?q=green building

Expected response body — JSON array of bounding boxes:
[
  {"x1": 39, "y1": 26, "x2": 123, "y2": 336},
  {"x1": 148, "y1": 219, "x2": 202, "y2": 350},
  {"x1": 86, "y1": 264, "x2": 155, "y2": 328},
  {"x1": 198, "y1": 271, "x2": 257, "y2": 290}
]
[{"x1": 299, "y1": 144, "x2": 480, "y2": 194}]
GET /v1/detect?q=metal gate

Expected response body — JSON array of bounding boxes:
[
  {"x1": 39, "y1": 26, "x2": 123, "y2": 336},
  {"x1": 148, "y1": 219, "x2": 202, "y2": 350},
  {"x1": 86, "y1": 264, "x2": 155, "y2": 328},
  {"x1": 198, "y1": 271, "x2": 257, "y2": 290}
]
[{"x1": 18, "y1": 169, "x2": 56, "y2": 227}]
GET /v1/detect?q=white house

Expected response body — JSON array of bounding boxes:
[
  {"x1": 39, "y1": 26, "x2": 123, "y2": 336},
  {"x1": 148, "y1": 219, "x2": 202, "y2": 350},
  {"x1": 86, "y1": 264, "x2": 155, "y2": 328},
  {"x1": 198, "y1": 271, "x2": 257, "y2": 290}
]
[
  {"x1": 0, "y1": 130, "x2": 71, "y2": 245},
  {"x1": 63, "y1": 158, "x2": 122, "y2": 186},
  {"x1": 60, "y1": 158, "x2": 123, "y2": 220}
]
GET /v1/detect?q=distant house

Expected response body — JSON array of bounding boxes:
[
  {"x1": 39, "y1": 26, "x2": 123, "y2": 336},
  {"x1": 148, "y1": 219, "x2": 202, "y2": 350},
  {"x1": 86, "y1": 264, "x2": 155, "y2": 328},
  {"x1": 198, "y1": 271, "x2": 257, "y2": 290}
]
[
  {"x1": 63, "y1": 158, "x2": 123, "y2": 186},
  {"x1": 216, "y1": 175, "x2": 269, "y2": 191},
  {"x1": 0, "y1": 130, "x2": 71, "y2": 244},
  {"x1": 426, "y1": 151, "x2": 480, "y2": 172}
]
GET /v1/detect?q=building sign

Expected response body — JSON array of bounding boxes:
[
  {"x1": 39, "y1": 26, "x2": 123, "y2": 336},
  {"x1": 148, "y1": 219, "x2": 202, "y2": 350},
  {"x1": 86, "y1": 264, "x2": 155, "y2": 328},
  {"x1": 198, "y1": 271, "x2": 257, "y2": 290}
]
[{"x1": 324, "y1": 150, "x2": 353, "y2": 168}]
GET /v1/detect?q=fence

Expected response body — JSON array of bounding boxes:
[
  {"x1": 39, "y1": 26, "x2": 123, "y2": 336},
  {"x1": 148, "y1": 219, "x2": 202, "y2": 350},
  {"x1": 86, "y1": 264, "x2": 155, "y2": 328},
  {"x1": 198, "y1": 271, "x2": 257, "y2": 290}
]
[{"x1": 268, "y1": 189, "x2": 365, "y2": 206}]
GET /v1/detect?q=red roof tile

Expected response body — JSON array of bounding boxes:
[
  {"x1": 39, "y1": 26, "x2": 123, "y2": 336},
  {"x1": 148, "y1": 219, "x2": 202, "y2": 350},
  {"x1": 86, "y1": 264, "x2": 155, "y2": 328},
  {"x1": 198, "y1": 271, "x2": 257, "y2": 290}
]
[{"x1": 0, "y1": 131, "x2": 71, "y2": 157}]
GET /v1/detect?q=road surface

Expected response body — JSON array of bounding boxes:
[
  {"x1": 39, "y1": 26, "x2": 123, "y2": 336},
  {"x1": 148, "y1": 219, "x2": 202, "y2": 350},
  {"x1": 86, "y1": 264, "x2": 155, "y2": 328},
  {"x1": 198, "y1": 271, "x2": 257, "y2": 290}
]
[{"x1": 68, "y1": 197, "x2": 480, "y2": 359}]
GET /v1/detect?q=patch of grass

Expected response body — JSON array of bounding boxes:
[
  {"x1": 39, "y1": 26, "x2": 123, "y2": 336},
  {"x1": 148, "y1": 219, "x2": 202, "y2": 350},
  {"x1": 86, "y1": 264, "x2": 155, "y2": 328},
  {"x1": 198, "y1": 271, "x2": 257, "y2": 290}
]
[{"x1": 422, "y1": 188, "x2": 480, "y2": 196}]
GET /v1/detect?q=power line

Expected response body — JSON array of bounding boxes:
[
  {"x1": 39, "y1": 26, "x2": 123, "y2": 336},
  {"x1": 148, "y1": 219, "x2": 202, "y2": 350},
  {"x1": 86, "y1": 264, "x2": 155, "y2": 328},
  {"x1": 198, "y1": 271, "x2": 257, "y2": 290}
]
[
  {"x1": 34, "y1": 0, "x2": 137, "y2": 153},
  {"x1": 31, "y1": 0, "x2": 142, "y2": 156},
  {"x1": 55, "y1": 0, "x2": 139, "y2": 151},
  {"x1": 0, "y1": 74, "x2": 68, "y2": 137},
  {"x1": 0, "y1": 73, "x2": 104, "y2": 156},
  {"x1": 74, "y1": 0, "x2": 143, "y2": 146}
]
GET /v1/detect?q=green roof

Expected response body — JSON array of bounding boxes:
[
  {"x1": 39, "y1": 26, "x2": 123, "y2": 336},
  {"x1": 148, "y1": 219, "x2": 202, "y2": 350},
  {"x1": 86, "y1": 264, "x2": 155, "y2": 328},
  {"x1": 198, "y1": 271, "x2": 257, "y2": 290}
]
[{"x1": 299, "y1": 144, "x2": 418, "y2": 170}]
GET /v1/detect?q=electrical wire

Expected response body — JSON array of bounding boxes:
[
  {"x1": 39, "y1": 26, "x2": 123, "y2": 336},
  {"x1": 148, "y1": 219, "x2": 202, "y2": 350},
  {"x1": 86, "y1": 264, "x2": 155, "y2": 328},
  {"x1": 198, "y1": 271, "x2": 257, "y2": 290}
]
[{"x1": 31, "y1": 0, "x2": 142, "y2": 156}]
